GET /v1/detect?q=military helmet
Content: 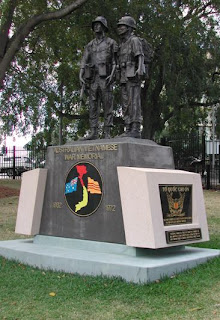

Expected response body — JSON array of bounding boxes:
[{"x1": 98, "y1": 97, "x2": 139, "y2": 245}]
[
  {"x1": 92, "y1": 16, "x2": 108, "y2": 32},
  {"x1": 117, "y1": 15, "x2": 136, "y2": 29}
]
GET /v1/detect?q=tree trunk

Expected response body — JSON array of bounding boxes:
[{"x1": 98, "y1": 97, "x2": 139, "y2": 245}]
[
  {"x1": 0, "y1": 0, "x2": 17, "y2": 63},
  {"x1": 142, "y1": 63, "x2": 165, "y2": 140}
]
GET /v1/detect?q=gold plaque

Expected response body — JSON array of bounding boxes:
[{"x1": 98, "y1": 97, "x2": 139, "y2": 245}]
[{"x1": 159, "y1": 185, "x2": 192, "y2": 226}]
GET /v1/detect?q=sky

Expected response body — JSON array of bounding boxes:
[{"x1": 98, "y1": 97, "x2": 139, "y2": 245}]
[{"x1": 2, "y1": 134, "x2": 32, "y2": 149}]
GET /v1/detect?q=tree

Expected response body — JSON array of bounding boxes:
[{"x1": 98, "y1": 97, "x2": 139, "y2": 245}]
[
  {"x1": 0, "y1": 0, "x2": 219, "y2": 142},
  {"x1": 0, "y1": 0, "x2": 89, "y2": 88},
  {"x1": 0, "y1": 8, "x2": 91, "y2": 143},
  {"x1": 132, "y1": 0, "x2": 220, "y2": 138}
]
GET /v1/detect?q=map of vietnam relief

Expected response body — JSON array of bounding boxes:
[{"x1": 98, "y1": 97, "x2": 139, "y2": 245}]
[{"x1": 65, "y1": 163, "x2": 102, "y2": 216}]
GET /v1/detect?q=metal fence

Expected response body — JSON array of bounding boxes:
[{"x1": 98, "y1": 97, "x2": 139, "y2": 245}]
[
  {"x1": 0, "y1": 146, "x2": 47, "y2": 179},
  {"x1": 160, "y1": 134, "x2": 220, "y2": 190}
]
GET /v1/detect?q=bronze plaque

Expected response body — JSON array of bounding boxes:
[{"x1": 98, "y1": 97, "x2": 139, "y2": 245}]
[
  {"x1": 166, "y1": 228, "x2": 202, "y2": 244},
  {"x1": 159, "y1": 185, "x2": 192, "y2": 226}
]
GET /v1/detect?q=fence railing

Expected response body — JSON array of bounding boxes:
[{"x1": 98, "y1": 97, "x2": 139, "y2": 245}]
[
  {"x1": 159, "y1": 134, "x2": 220, "y2": 190},
  {"x1": 0, "y1": 147, "x2": 47, "y2": 179},
  {"x1": 203, "y1": 163, "x2": 220, "y2": 190}
]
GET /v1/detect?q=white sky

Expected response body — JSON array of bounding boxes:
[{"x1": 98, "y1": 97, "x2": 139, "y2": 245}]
[{"x1": 2, "y1": 135, "x2": 32, "y2": 149}]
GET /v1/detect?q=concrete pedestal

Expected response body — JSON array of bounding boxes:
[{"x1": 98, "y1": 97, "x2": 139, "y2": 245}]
[
  {"x1": 0, "y1": 236, "x2": 219, "y2": 284},
  {"x1": 117, "y1": 167, "x2": 209, "y2": 248},
  {"x1": 15, "y1": 169, "x2": 47, "y2": 235},
  {"x1": 39, "y1": 138, "x2": 174, "y2": 244},
  {"x1": 8, "y1": 139, "x2": 216, "y2": 283}
]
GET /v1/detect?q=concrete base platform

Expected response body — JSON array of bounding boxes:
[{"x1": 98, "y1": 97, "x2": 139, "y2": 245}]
[{"x1": 0, "y1": 236, "x2": 219, "y2": 283}]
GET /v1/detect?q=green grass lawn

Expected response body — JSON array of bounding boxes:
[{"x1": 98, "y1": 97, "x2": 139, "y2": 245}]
[
  {"x1": 0, "y1": 178, "x2": 21, "y2": 189},
  {"x1": 0, "y1": 180, "x2": 219, "y2": 320}
]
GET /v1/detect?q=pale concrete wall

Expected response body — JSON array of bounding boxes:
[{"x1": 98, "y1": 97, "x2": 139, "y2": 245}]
[
  {"x1": 117, "y1": 167, "x2": 209, "y2": 249},
  {"x1": 15, "y1": 169, "x2": 47, "y2": 235}
]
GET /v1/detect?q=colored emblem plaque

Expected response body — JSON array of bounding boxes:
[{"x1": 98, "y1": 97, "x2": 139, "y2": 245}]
[
  {"x1": 159, "y1": 185, "x2": 192, "y2": 226},
  {"x1": 166, "y1": 228, "x2": 202, "y2": 244},
  {"x1": 64, "y1": 162, "x2": 103, "y2": 217}
]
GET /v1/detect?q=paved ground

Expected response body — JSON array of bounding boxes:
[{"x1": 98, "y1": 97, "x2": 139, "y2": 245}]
[{"x1": 0, "y1": 186, "x2": 20, "y2": 198}]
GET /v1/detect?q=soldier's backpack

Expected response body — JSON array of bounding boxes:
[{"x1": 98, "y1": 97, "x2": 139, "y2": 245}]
[
  {"x1": 139, "y1": 38, "x2": 154, "y2": 64},
  {"x1": 139, "y1": 37, "x2": 154, "y2": 78},
  {"x1": 120, "y1": 35, "x2": 154, "y2": 79}
]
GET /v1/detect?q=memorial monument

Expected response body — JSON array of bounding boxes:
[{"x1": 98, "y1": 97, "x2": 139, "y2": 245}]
[{"x1": 0, "y1": 16, "x2": 219, "y2": 284}]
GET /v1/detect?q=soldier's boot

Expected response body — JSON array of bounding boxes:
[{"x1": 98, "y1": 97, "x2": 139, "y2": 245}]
[
  {"x1": 118, "y1": 124, "x2": 131, "y2": 138},
  {"x1": 81, "y1": 127, "x2": 98, "y2": 140},
  {"x1": 128, "y1": 122, "x2": 141, "y2": 139},
  {"x1": 104, "y1": 126, "x2": 111, "y2": 139}
]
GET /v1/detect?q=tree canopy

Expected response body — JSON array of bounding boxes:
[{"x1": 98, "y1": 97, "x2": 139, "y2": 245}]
[
  {"x1": 0, "y1": 0, "x2": 89, "y2": 87},
  {"x1": 0, "y1": 0, "x2": 219, "y2": 144}
]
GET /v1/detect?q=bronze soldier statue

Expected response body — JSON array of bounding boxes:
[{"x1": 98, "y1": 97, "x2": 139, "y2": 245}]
[
  {"x1": 79, "y1": 16, "x2": 118, "y2": 140},
  {"x1": 117, "y1": 16, "x2": 145, "y2": 138}
]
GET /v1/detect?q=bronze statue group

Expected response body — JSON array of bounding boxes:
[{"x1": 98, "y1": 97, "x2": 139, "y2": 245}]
[{"x1": 79, "y1": 15, "x2": 152, "y2": 140}]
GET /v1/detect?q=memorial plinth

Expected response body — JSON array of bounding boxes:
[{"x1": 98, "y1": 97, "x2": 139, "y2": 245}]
[
  {"x1": 1, "y1": 137, "x2": 219, "y2": 284},
  {"x1": 39, "y1": 138, "x2": 174, "y2": 244},
  {"x1": 117, "y1": 167, "x2": 209, "y2": 248},
  {"x1": 15, "y1": 169, "x2": 47, "y2": 235}
]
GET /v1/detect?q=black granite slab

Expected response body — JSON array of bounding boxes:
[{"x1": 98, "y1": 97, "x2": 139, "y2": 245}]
[{"x1": 39, "y1": 138, "x2": 174, "y2": 244}]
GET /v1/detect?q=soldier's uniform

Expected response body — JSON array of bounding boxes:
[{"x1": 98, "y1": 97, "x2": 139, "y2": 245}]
[
  {"x1": 117, "y1": 16, "x2": 145, "y2": 138},
  {"x1": 118, "y1": 35, "x2": 143, "y2": 127},
  {"x1": 81, "y1": 36, "x2": 118, "y2": 131}
]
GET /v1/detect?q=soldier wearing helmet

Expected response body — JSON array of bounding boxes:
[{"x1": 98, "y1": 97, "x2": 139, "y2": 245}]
[
  {"x1": 79, "y1": 16, "x2": 118, "y2": 140},
  {"x1": 117, "y1": 15, "x2": 144, "y2": 138}
]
